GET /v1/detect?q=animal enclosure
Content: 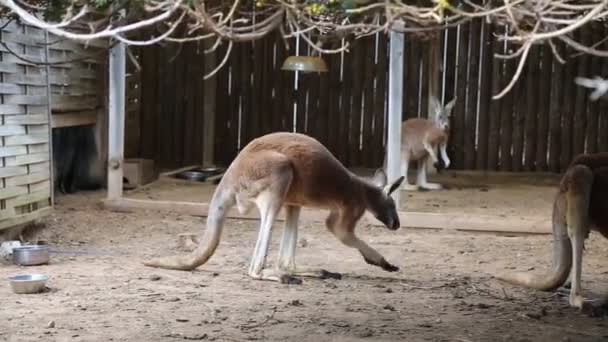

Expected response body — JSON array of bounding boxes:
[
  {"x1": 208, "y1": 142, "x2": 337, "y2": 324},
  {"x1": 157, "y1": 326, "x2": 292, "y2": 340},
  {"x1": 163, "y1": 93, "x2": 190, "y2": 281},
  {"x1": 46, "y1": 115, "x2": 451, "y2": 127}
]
[
  {"x1": 125, "y1": 20, "x2": 608, "y2": 174},
  {"x1": 0, "y1": 20, "x2": 106, "y2": 232}
]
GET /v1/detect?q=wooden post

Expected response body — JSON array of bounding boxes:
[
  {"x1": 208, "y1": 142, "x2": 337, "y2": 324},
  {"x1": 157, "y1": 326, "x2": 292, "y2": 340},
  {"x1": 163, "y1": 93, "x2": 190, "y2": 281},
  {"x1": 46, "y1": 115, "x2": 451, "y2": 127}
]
[
  {"x1": 387, "y1": 21, "x2": 405, "y2": 206},
  {"x1": 107, "y1": 37, "x2": 126, "y2": 200}
]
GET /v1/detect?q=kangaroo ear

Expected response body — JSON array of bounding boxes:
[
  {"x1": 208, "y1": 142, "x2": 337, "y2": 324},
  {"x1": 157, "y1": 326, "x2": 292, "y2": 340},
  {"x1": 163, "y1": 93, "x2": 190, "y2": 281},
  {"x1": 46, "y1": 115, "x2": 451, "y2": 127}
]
[
  {"x1": 384, "y1": 176, "x2": 404, "y2": 195},
  {"x1": 372, "y1": 168, "x2": 387, "y2": 187},
  {"x1": 445, "y1": 97, "x2": 457, "y2": 116}
]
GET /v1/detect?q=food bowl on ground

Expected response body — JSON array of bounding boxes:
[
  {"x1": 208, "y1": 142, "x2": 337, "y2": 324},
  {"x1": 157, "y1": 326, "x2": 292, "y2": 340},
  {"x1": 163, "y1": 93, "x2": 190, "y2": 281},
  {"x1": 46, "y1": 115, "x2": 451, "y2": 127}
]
[
  {"x1": 9, "y1": 274, "x2": 49, "y2": 294},
  {"x1": 12, "y1": 245, "x2": 50, "y2": 266},
  {"x1": 175, "y1": 168, "x2": 225, "y2": 182}
]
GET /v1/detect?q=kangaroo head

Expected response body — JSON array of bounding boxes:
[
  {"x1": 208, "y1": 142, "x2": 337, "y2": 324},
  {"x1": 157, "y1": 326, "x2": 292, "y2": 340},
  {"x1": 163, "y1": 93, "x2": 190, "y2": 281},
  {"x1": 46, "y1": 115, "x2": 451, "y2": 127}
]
[
  {"x1": 430, "y1": 96, "x2": 456, "y2": 131},
  {"x1": 367, "y1": 169, "x2": 405, "y2": 231}
]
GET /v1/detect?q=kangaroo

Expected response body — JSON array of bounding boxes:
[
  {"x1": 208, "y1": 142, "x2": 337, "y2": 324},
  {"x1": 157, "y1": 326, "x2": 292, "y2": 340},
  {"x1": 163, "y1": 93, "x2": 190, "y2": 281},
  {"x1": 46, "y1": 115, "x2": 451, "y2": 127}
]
[
  {"x1": 496, "y1": 152, "x2": 608, "y2": 310},
  {"x1": 385, "y1": 96, "x2": 455, "y2": 191},
  {"x1": 144, "y1": 132, "x2": 405, "y2": 284}
]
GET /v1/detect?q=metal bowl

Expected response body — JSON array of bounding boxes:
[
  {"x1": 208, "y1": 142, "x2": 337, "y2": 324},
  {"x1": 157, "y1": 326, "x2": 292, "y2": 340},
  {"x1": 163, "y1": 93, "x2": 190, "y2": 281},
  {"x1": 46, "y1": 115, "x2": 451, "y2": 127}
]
[
  {"x1": 13, "y1": 245, "x2": 50, "y2": 266},
  {"x1": 9, "y1": 274, "x2": 48, "y2": 294},
  {"x1": 175, "y1": 170, "x2": 206, "y2": 182}
]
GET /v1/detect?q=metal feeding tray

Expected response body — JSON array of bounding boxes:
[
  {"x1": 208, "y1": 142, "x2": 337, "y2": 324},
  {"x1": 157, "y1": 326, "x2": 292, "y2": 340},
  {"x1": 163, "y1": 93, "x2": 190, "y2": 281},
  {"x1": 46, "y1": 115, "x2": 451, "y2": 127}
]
[{"x1": 174, "y1": 167, "x2": 224, "y2": 182}]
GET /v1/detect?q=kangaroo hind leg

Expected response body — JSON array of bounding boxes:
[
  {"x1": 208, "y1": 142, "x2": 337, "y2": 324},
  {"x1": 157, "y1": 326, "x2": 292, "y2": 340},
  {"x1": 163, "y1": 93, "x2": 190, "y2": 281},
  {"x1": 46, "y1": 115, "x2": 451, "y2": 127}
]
[
  {"x1": 246, "y1": 153, "x2": 300, "y2": 284},
  {"x1": 274, "y1": 206, "x2": 342, "y2": 280}
]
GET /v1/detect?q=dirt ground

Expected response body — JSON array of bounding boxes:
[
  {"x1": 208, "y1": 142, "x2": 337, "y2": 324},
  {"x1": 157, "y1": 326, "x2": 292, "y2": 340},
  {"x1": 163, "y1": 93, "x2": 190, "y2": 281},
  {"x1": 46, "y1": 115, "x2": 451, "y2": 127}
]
[{"x1": 1, "y1": 174, "x2": 607, "y2": 342}]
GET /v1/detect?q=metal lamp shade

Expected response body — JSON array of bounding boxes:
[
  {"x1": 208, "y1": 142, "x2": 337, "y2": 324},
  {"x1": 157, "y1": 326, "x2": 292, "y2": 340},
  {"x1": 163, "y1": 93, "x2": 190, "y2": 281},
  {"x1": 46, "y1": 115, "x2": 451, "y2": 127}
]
[{"x1": 281, "y1": 56, "x2": 328, "y2": 73}]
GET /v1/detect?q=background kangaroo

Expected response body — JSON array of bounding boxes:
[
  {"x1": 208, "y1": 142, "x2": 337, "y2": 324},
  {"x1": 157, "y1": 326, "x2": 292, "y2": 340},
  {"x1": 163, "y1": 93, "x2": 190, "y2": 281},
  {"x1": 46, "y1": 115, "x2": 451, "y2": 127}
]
[
  {"x1": 144, "y1": 132, "x2": 405, "y2": 284},
  {"x1": 384, "y1": 96, "x2": 455, "y2": 191},
  {"x1": 496, "y1": 152, "x2": 608, "y2": 310}
]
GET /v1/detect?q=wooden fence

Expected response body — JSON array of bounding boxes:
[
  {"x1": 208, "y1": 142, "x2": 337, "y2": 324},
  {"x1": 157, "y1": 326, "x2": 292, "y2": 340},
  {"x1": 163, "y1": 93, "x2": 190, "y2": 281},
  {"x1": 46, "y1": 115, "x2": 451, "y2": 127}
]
[
  {"x1": 127, "y1": 20, "x2": 608, "y2": 173},
  {"x1": 0, "y1": 20, "x2": 106, "y2": 231}
]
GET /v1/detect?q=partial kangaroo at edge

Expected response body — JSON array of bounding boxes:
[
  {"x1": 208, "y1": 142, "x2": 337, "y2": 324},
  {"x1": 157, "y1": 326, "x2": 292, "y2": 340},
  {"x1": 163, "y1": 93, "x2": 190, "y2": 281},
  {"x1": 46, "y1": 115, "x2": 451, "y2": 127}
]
[
  {"x1": 143, "y1": 132, "x2": 405, "y2": 284},
  {"x1": 495, "y1": 152, "x2": 608, "y2": 310}
]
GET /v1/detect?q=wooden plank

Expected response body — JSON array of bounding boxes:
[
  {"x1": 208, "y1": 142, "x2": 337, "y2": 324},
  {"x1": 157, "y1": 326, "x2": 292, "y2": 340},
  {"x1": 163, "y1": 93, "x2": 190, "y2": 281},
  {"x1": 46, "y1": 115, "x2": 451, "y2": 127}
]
[
  {"x1": 0, "y1": 125, "x2": 25, "y2": 136},
  {"x1": 511, "y1": 55, "x2": 526, "y2": 172},
  {"x1": 29, "y1": 161, "x2": 50, "y2": 173},
  {"x1": 361, "y1": 36, "x2": 376, "y2": 167},
  {"x1": 3, "y1": 95, "x2": 47, "y2": 106},
  {"x1": 476, "y1": 21, "x2": 492, "y2": 170},
  {"x1": 349, "y1": 39, "x2": 364, "y2": 167},
  {"x1": 0, "y1": 62, "x2": 19, "y2": 73},
  {"x1": 4, "y1": 114, "x2": 47, "y2": 125},
  {"x1": 535, "y1": 45, "x2": 552, "y2": 171},
  {"x1": 4, "y1": 133, "x2": 48, "y2": 146},
  {"x1": 139, "y1": 42, "x2": 158, "y2": 161},
  {"x1": 0, "y1": 82, "x2": 22, "y2": 94},
  {"x1": 548, "y1": 53, "x2": 564, "y2": 172},
  {"x1": 0, "y1": 104, "x2": 25, "y2": 115},
  {"x1": 373, "y1": 33, "x2": 388, "y2": 167},
  {"x1": 10, "y1": 190, "x2": 52, "y2": 207},
  {"x1": 523, "y1": 46, "x2": 539, "y2": 171},
  {"x1": 260, "y1": 36, "x2": 274, "y2": 136},
  {"x1": 295, "y1": 42, "x2": 308, "y2": 134},
  {"x1": 338, "y1": 47, "x2": 352, "y2": 163},
  {"x1": 28, "y1": 180, "x2": 51, "y2": 192},
  {"x1": 7, "y1": 152, "x2": 49, "y2": 166},
  {"x1": 464, "y1": 19, "x2": 481, "y2": 169},
  {"x1": 172, "y1": 43, "x2": 185, "y2": 168},
  {"x1": 0, "y1": 186, "x2": 27, "y2": 201},
  {"x1": 181, "y1": 43, "x2": 195, "y2": 165},
  {"x1": 487, "y1": 30, "x2": 502, "y2": 170},
  {"x1": 0, "y1": 146, "x2": 27, "y2": 157},
  {"x1": 214, "y1": 44, "x2": 229, "y2": 165},
  {"x1": 0, "y1": 166, "x2": 27, "y2": 178},
  {"x1": 499, "y1": 44, "x2": 515, "y2": 171},
  {"x1": 51, "y1": 95, "x2": 98, "y2": 112},
  {"x1": 454, "y1": 22, "x2": 470, "y2": 169},
  {"x1": 4, "y1": 171, "x2": 50, "y2": 186},
  {"x1": 560, "y1": 50, "x2": 576, "y2": 171},
  {"x1": 599, "y1": 29, "x2": 608, "y2": 152},
  {"x1": 585, "y1": 25, "x2": 602, "y2": 154},
  {"x1": 404, "y1": 36, "x2": 418, "y2": 119},
  {"x1": 250, "y1": 40, "x2": 263, "y2": 141},
  {"x1": 271, "y1": 33, "x2": 285, "y2": 134},
  {"x1": 572, "y1": 30, "x2": 589, "y2": 158},
  {"x1": 0, "y1": 207, "x2": 52, "y2": 232},
  {"x1": 28, "y1": 143, "x2": 49, "y2": 154}
]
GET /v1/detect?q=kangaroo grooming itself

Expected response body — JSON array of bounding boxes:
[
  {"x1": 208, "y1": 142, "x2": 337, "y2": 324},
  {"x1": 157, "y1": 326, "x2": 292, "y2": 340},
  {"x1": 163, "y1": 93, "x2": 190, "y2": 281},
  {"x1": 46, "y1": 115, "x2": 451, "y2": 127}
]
[
  {"x1": 391, "y1": 96, "x2": 456, "y2": 191},
  {"x1": 496, "y1": 152, "x2": 608, "y2": 310},
  {"x1": 144, "y1": 132, "x2": 405, "y2": 284}
]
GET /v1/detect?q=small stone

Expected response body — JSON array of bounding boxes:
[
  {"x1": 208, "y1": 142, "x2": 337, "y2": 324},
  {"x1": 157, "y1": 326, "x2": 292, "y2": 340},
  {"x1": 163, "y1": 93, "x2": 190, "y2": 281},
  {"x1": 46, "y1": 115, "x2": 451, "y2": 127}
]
[
  {"x1": 47, "y1": 321, "x2": 55, "y2": 329},
  {"x1": 176, "y1": 318, "x2": 189, "y2": 322},
  {"x1": 385, "y1": 288, "x2": 393, "y2": 293},
  {"x1": 149, "y1": 275, "x2": 161, "y2": 281},
  {"x1": 212, "y1": 272, "x2": 220, "y2": 277},
  {"x1": 166, "y1": 297, "x2": 181, "y2": 302},
  {"x1": 289, "y1": 300, "x2": 303, "y2": 307},
  {"x1": 382, "y1": 304, "x2": 395, "y2": 311}
]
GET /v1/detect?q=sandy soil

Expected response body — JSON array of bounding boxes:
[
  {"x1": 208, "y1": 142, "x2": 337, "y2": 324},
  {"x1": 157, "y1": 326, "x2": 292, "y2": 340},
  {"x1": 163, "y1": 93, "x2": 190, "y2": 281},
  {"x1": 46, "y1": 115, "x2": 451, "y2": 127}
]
[{"x1": 1, "y1": 174, "x2": 607, "y2": 342}]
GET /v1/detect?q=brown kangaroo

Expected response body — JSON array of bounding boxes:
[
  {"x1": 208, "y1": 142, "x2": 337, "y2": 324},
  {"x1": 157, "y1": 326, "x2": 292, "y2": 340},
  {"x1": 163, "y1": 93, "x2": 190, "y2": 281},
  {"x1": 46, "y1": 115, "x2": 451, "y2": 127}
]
[
  {"x1": 496, "y1": 152, "x2": 608, "y2": 310},
  {"x1": 143, "y1": 132, "x2": 405, "y2": 284}
]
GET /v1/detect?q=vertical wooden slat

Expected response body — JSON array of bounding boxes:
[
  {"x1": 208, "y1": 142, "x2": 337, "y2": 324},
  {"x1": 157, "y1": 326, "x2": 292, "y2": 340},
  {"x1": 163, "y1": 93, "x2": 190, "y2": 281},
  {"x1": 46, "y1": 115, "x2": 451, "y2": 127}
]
[
  {"x1": 499, "y1": 43, "x2": 514, "y2": 172},
  {"x1": 476, "y1": 21, "x2": 492, "y2": 170},
  {"x1": 251, "y1": 40, "x2": 264, "y2": 142},
  {"x1": 295, "y1": 42, "x2": 309, "y2": 134},
  {"x1": 362, "y1": 36, "x2": 376, "y2": 166},
  {"x1": 349, "y1": 40, "x2": 364, "y2": 166},
  {"x1": 173, "y1": 45, "x2": 185, "y2": 168},
  {"x1": 572, "y1": 30, "x2": 589, "y2": 158},
  {"x1": 272, "y1": 34, "x2": 284, "y2": 132},
  {"x1": 374, "y1": 33, "x2": 388, "y2": 167},
  {"x1": 464, "y1": 19, "x2": 480, "y2": 169},
  {"x1": 214, "y1": 44, "x2": 230, "y2": 165},
  {"x1": 487, "y1": 25, "x2": 502, "y2": 171},
  {"x1": 326, "y1": 42, "x2": 342, "y2": 155},
  {"x1": 404, "y1": 37, "x2": 418, "y2": 119},
  {"x1": 523, "y1": 46, "x2": 539, "y2": 171},
  {"x1": 585, "y1": 24, "x2": 602, "y2": 154},
  {"x1": 535, "y1": 45, "x2": 552, "y2": 171},
  {"x1": 599, "y1": 27, "x2": 608, "y2": 152},
  {"x1": 548, "y1": 52, "x2": 565, "y2": 172},
  {"x1": 316, "y1": 58, "x2": 330, "y2": 146},
  {"x1": 182, "y1": 43, "x2": 195, "y2": 165},
  {"x1": 453, "y1": 23, "x2": 470, "y2": 169},
  {"x1": 228, "y1": 44, "x2": 242, "y2": 162},
  {"x1": 139, "y1": 46, "x2": 158, "y2": 161},
  {"x1": 283, "y1": 40, "x2": 296, "y2": 133},
  {"x1": 511, "y1": 59, "x2": 525, "y2": 172},
  {"x1": 338, "y1": 49, "x2": 352, "y2": 163},
  {"x1": 560, "y1": 49, "x2": 576, "y2": 171}
]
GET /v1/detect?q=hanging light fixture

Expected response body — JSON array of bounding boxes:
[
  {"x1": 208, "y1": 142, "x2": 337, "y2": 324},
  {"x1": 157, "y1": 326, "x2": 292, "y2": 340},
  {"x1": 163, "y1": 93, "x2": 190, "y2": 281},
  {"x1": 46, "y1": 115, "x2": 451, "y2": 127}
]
[{"x1": 281, "y1": 35, "x2": 328, "y2": 73}]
